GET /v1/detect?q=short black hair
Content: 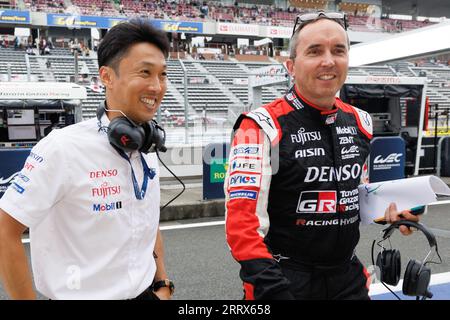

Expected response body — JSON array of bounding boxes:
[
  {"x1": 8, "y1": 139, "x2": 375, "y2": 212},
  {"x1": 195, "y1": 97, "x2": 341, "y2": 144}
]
[{"x1": 98, "y1": 18, "x2": 170, "y2": 73}]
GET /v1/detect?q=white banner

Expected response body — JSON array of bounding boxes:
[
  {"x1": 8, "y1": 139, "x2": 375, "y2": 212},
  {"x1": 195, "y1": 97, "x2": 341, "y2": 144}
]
[
  {"x1": 249, "y1": 64, "x2": 288, "y2": 87},
  {"x1": 0, "y1": 82, "x2": 87, "y2": 100},
  {"x1": 197, "y1": 47, "x2": 222, "y2": 54},
  {"x1": 265, "y1": 26, "x2": 292, "y2": 39},
  {"x1": 254, "y1": 37, "x2": 272, "y2": 47},
  {"x1": 216, "y1": 22, "x2": 259, "y2": 36}
]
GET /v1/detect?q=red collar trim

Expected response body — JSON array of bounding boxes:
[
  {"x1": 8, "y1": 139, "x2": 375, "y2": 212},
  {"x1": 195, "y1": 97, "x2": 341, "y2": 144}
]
[{"x1": 294, "y1": 85, "x2": 338, "y2": 115}]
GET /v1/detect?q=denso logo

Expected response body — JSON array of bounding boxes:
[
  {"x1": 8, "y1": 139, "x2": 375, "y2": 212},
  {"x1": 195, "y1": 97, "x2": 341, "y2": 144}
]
[
  {"x1": 93, "y1": 201, "x2": 122, "y2": 212},
  {"x1": 89, "y1": 169, "x2": 118, "y2": 179},
  {"x1": 374, "y1": 153, "x2": 403, "y2": 164},
  {"x1": 296, "y1": 191, "x2": 337, "y2": 213},
  {"x1": 229, "y1": 174, "x2": 260, "y2": 187},
  {"x1": 305, "y1": 164, "x2": 361, "y2": 182}
]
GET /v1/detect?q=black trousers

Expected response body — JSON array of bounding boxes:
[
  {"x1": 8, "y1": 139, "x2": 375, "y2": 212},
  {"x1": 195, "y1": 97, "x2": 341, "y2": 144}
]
[
  {"x1": 130, "y1": 286, "x2": 160, "y2": 300},
  {"x1": 279, "y1": 255, "x2": 370, "y2": 300}
]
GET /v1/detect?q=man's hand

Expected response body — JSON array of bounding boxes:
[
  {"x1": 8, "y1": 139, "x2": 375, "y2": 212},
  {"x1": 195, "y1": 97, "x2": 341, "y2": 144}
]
[
  {"x1": 152, "y1": 286, "x2": 172, "y2": 300},
  {"x1": 384, "y1": 202, "x2": 420, "y2": 236}
]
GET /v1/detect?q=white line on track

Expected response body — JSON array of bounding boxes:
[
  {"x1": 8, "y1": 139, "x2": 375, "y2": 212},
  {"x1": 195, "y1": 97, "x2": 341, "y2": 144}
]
[
  {"x1": 160, "y1": 183, "x2": 202, "y2": 190},
  {"x1": 21, "y1": 220, "x2": 226, "y2": 244},
  {"x1": 160, "y1": 220, "x2": 225, "y2": 230}
]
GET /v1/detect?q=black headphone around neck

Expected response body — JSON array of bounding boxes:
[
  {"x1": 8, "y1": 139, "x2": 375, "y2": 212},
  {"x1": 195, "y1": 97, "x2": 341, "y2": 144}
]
[
  {"x1": 96, "y1": 101, "x2": 167, "y2": 154},
  {"x1": 372, "y1": 220, "x2": 441, "y2": 299}
]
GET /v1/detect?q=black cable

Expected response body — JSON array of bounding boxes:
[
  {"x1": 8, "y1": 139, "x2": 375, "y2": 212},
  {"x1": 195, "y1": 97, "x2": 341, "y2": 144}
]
[{"x1": 156, "y1": 150, "x2": 186, "y2": 212}]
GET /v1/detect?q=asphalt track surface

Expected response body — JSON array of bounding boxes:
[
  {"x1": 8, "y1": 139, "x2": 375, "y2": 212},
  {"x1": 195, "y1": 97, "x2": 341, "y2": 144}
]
[{"x1": 1, "y1": 202, "x2": 449, "y2": 300}]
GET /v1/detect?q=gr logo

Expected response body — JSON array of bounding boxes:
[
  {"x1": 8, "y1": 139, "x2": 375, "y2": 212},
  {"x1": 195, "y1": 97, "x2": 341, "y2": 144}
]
[{"x1": 296, "y1": 191, "x2": 337, "y2": 213}]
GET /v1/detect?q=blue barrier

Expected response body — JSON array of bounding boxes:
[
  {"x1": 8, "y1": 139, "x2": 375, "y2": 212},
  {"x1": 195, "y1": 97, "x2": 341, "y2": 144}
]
[{"x1": 369, "y1": 136, "x2": 406, "y2": 182}]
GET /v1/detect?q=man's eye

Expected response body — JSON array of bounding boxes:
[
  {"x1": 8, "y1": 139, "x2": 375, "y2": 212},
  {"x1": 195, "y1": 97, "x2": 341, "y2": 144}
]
[
  {"x1": 161, "y1": 72, "x2": 167, "y2": 77},
  {"x1": 141, "y1": 70, "x2": 150, "y2": 74}
]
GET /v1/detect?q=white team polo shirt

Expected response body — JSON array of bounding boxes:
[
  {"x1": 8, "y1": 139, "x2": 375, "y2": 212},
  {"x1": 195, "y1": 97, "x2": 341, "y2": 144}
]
[{"x1": 0, "y1": 114, "x2": 160, "y2": 299}]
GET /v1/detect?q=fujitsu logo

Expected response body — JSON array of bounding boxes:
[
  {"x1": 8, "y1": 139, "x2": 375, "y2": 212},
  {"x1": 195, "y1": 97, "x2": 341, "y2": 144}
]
[
  {"x1": 374, "y1": 153, "x2": 402, "y2": 164},
  {"x1": 291, "y1": 128, "x2": 321, "y2": 145},
  {"x1": 91, "y1": 182, "x2": 121, "y2": 198}
]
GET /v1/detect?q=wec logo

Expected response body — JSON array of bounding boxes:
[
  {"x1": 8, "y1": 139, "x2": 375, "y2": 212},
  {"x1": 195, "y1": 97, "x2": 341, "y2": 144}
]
[
  {"x1": 296, "y1": 191, "x2": 337, "y2": 213},
  {"x1": 373, "y1": 153, "x2": 403, "y2": 164}
]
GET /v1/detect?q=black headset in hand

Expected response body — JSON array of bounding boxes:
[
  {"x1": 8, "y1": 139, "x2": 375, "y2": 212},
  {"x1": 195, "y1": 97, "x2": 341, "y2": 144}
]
[
  {"x1": 97, "y1": 101, "x2": 167, "y2": 154},
  {"x1": 372, "y1": 220, "x2": 442, "y2": 300}
]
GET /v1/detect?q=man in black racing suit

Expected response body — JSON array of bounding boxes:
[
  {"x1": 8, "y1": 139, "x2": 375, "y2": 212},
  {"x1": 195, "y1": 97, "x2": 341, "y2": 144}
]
[{"x1": 224, "y1": 12, "x2": 419, "y2": 300}]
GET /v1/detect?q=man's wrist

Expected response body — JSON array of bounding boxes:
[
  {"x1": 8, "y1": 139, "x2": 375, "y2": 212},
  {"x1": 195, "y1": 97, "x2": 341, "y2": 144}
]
[{"x1": 152, "y1": 278, "x2": 175, "y2": 296}]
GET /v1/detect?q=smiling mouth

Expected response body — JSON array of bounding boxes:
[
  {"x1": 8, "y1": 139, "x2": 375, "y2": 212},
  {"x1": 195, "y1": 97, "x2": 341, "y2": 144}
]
[
  {"x1": 317, "y1": 74, "x2": 337, "y2": 80},
  {"x1": 140, "y1": 97, "x2": 156, "y2": 109}
]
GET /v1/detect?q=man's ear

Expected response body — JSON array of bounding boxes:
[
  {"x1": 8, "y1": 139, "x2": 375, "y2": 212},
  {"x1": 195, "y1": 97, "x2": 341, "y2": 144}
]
[
  {"x1": 99, "y1": 66, "x2": 114, "y2": 90},
  {"x1": 285, "y1": 59, "x2": 295, "y2": 79}
]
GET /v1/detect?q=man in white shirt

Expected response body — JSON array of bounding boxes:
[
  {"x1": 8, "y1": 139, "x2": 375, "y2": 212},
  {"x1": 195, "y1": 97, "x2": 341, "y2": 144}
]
[{"x1": 0, "y1": 19, "x2": 174, "y2": 300}]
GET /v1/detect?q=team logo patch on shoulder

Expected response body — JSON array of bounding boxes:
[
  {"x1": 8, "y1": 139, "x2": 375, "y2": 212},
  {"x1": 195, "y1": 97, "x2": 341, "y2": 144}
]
[
  {"x1": 229, "y1": 190, "x2": 258, "y2": 200},
  {"x1": 246, "y1": 108, "x2": 278, "y2": 142},
  {"x1": 354, "y1": 107, "x2": 373, "y2": 136}
]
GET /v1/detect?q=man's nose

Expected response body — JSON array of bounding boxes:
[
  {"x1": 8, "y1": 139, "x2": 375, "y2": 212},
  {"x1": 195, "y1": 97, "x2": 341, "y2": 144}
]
[
  {"x1": 147, "y1": 76, "x2": 163, "y2": 93},
  {"x1": 321, "y1": 51, "x2": 335, "y2": 67}
]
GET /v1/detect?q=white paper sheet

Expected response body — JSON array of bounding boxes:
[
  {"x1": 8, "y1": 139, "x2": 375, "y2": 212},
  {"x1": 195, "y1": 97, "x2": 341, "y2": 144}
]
[{"x1": 358, "y1": 176, "x2": 450, "y2": 225}]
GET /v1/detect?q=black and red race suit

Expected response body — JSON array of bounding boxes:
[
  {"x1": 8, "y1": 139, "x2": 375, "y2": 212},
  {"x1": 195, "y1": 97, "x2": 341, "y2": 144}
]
[{"x1": 224, "y1": 85, "x2": 373, "y2": 299}]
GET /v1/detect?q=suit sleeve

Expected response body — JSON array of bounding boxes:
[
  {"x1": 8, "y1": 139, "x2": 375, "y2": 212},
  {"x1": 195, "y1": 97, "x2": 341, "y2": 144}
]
[{"x1": 224, "y1": 117, "x2": 294, "y2": 300}]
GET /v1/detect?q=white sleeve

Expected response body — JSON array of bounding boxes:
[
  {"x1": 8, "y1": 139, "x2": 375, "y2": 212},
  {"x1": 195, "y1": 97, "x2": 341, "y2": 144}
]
[{"x1": 0, "y1": 134, "x2": 69, "y2": 228}]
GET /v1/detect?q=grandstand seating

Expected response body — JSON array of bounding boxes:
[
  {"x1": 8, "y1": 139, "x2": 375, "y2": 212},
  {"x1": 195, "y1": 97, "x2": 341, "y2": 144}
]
[
  {"x1": 7, "y1": 0, "x2": 435, "y2": 31},
  {"x1": 1, "y1": 45, "x2": 449, "y2": 124},
  {"x1": 0, "y1": 47, "x2": 27, "y2": 76}
]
